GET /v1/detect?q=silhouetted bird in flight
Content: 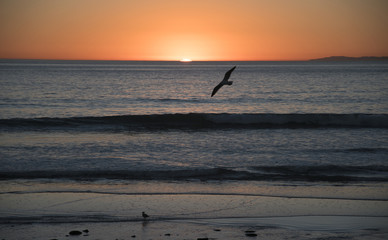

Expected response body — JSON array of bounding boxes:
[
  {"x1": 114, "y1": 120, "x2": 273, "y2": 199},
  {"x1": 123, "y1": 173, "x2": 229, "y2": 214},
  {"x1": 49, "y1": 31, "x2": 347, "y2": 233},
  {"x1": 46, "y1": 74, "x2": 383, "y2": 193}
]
[
  {"x1": 142, "y1": 211, "x2": 149, "y2": 219},
  {"x1": 211, "y1": 66, "x2": 236, "y2": 97}
]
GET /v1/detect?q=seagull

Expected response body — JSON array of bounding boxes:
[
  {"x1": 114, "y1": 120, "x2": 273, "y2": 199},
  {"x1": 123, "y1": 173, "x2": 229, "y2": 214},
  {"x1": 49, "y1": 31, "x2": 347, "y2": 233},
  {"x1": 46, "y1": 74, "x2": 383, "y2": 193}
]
[
  {"x1": 142, "y1": 211, "x2": 149, "y2": 219},
  {"x1": 211, "y1": 66, "x2": 236, "y2": 97}
]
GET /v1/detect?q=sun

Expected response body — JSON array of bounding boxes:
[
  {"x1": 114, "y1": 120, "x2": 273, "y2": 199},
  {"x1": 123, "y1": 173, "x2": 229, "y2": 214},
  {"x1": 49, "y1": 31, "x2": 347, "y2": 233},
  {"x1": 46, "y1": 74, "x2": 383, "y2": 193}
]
[{"x1": 180, "y1": 58, "x2": 192, "y2": 62}]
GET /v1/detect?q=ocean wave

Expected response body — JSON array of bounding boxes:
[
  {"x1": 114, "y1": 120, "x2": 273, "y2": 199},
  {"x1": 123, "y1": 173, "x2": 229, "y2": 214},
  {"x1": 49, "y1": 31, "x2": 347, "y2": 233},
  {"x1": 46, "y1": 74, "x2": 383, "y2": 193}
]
[
  {"x1": 1, "y1": 165, "x2": 387, "y2": 182},
  {"x1": 1, "y1": 113, "x2": 387, "y2": 130}
]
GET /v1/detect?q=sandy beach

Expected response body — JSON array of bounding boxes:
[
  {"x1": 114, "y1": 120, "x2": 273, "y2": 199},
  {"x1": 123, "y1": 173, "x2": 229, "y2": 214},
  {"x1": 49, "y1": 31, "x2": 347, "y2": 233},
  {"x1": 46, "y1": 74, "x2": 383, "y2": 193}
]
[
  {"x1": 1, "y1": 216, "x2": 388, "y2": 240},
  {"x1": 1, "y1": 180, "x2": 387, "y2": 239}
]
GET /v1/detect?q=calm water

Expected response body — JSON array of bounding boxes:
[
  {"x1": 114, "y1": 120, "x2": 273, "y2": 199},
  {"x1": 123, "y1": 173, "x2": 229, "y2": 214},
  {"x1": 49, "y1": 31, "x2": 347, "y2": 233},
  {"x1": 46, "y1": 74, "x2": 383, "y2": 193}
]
[
  {"x1": 0, "y1": 60, "x2": 388, "y2": 225},
  {"x1": 1, "y1": 60, "x2": 387, "y2": 118}
]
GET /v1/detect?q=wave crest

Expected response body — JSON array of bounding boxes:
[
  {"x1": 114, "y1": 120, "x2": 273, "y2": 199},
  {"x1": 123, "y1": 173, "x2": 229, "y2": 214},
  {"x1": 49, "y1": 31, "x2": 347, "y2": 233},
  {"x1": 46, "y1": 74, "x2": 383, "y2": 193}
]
[
  {"x1": 1, "y1": 113, "x2": 387, "y2": 130},
  {"x1": 1, "y1": 165, "x2": 387, "y2": 182}
]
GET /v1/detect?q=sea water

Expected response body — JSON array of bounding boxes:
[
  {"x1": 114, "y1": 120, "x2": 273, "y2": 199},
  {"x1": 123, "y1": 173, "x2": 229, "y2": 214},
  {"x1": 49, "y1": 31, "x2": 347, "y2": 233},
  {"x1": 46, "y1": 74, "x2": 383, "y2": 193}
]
[{"x1": 0, "y1": 60, "x2": 387, "y2": 232}]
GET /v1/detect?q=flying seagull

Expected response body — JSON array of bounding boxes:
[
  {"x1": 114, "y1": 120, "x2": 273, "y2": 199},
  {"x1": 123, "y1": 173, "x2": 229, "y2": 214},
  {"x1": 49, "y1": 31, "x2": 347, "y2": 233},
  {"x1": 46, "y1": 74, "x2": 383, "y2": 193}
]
[{"x1": 211, "y1": 66, "x2": 236, "y2": 97}]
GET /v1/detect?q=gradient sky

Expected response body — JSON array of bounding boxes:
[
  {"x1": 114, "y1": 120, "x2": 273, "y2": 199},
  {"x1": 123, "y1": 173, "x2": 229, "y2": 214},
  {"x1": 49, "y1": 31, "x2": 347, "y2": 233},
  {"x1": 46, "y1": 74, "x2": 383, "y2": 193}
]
[{"x1": 1, "y1": 0, "x2": 387, "y2": 61}]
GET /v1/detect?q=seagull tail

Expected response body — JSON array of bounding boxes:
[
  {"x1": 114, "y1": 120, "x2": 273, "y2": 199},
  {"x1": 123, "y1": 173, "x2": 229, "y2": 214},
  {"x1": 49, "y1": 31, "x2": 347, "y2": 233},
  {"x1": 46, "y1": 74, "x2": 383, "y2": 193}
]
[{"x1": 227, "y1": 81, "x2": 233, "y2": 85}]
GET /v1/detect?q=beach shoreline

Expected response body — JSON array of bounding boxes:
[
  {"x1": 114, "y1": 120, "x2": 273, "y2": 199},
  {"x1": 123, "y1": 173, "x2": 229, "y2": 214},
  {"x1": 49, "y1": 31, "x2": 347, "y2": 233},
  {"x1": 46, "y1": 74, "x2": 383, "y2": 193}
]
[
  {"x1": 1, "y1": 216, "x2": 387, "y2": 240},
  {"x1": 1, "y1": 180, "x2": 387, "y2": 239}
]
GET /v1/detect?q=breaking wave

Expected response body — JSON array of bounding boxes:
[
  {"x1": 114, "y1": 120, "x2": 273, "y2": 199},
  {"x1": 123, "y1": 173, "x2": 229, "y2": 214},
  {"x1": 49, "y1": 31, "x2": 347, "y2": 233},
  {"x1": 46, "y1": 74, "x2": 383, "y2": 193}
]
[
  {"x1": 1, "y1": 165, "x2": 387, "y2": 182},
  {"x1": 1, "y1": 113, "x2": 387, "y2": 131}
]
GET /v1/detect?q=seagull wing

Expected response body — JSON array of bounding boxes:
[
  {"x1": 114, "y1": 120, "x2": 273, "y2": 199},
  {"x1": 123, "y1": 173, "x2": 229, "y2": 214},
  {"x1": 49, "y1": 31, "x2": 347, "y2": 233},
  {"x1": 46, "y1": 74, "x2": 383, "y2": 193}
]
[
  {"x1": 222, "y1": 66, "x2": 236, "y2": 81},
  {"x1": 211, "y1": 82, "x2": 224, "y2": 97},
  {"x1": 211, "y1": 66, "x2": 237, "y2": 97}
]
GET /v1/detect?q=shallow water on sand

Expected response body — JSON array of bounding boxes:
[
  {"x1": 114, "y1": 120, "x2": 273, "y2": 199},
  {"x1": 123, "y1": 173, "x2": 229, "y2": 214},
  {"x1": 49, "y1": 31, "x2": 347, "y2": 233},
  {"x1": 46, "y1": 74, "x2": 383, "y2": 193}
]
[
  {"x1": 1, "y1": 180, "x2": 388, "y2": 239},
  {"x1": 1, "y1": 180, "x2": 387, "y2": 223}
]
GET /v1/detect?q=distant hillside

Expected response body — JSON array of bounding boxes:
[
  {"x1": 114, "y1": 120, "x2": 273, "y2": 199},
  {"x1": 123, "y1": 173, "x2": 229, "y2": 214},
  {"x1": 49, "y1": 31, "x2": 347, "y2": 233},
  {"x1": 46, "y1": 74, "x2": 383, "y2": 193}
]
[{"x1": 310, "y1": 56, "x2": 388, "y2": 61}]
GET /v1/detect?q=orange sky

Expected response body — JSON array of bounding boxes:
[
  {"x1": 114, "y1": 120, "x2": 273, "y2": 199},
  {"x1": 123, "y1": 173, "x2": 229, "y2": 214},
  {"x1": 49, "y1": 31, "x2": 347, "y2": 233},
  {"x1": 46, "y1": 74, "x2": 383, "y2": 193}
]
[{"x1": 1, "y1": 0, "x2": 387, "y2": 61}]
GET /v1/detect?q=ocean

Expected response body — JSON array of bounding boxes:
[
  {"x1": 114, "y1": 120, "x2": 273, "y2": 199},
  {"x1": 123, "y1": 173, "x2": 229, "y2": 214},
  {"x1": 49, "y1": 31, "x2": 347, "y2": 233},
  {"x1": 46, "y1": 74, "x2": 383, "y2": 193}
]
[{"x1": 0, "y1": 60, "x2": 388, "y2": 239}]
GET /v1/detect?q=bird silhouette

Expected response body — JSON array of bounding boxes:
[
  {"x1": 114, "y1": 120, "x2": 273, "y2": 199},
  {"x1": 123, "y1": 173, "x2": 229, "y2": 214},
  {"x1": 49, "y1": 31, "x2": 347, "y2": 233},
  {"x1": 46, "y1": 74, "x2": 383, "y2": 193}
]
[
  {"x1": 142, "y1": 211, "x2": 149, "y2": 219},
  {"x1": 211, "y1": 66, "x2": 236, "y2": 97}
]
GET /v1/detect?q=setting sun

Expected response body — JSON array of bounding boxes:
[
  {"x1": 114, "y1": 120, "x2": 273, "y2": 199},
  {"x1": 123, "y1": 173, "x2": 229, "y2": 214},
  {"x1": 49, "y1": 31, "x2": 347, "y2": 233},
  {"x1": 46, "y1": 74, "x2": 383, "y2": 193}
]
[{"x1": 180, "y1": 58, "x2": 192, "y2": 62}]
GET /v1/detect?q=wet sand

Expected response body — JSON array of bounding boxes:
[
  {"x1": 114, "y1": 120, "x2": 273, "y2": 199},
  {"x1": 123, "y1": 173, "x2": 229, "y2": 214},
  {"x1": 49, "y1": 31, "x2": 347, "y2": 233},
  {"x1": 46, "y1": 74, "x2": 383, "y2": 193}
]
[
  {"x1": 1, "y1": 180, "x2": 387, "y2": 239},
  {"x1": 1, "y1": 216, "x2": 388, "y2": 240}
]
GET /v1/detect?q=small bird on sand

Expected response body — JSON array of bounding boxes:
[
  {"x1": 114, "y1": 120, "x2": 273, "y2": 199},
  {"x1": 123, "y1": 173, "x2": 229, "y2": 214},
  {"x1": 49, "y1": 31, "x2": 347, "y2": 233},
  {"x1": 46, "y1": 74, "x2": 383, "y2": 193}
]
[
  {"x1": 142, "y1": 211, "x2": 149, "y2": 219},
  {"x1": 211, "y1": 66, "x2": 236, "y2": 97}
]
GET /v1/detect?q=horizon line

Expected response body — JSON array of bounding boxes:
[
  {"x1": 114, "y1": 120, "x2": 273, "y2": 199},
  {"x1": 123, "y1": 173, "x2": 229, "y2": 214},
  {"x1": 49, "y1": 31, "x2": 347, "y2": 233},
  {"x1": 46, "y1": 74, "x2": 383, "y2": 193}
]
[
  {"x1": 0, "y1": 58, "x2": 309, "y2": 62},
  {"x1": 1, "y1": 56, "x2": 387, "y2": 62}
]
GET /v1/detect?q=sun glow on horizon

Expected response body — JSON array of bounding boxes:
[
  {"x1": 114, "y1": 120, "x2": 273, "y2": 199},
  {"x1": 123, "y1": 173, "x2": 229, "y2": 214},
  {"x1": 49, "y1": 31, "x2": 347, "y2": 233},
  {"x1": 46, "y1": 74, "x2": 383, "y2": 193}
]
[
  {"x1": 180, "y1": 58, "x2": 192, "y2": 62},
  {"x1": 1, "y1": 0, "x2": 387, "y2": 61}
]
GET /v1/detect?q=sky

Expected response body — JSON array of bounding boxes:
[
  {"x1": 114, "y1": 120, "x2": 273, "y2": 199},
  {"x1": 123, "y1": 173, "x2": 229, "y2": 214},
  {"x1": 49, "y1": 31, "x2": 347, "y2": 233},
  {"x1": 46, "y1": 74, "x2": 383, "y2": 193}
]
[{"x1": 1, "y1": 0, "x2": 387, "y2": 61}]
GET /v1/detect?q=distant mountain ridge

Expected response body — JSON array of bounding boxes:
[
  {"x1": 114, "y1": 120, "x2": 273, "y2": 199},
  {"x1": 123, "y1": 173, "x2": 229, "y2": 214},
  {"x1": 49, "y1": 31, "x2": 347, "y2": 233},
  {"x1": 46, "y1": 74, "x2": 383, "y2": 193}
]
[{"x1": 310, "y1": 56, "x2": 388, "y2": 61}]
